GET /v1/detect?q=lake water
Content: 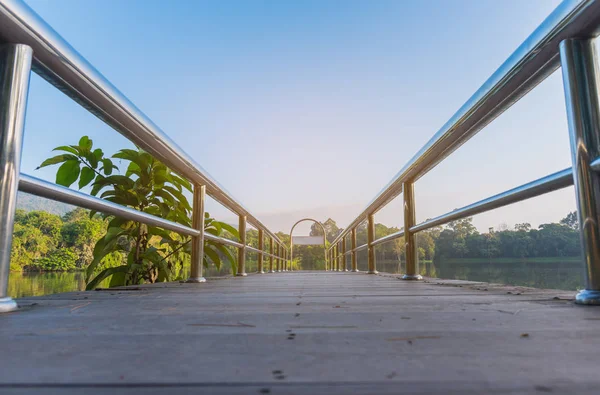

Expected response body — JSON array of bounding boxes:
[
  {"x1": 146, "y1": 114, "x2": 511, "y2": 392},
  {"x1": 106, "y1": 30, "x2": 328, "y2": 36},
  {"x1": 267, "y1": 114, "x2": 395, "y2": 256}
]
[
  {"x1": 7, "y1": 257, "x2": 586, "y2": 298},
  {"x1": 8, "y1": 272, "x2": 86, "y2": 298}
]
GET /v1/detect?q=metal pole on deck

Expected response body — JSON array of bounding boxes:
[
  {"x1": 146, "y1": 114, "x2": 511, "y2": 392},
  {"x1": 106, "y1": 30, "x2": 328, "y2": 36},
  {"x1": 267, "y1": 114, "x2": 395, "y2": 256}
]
[
  {"x1": 187, "y1": 184, "x2": 206, "y2": 283},
  {"x1": 367, "y1": 214, "x2": 377, "y2": 274},
  {"x1": 269, "y1": 237, "x2": 274, "y2": 273},
  {"x1": 351, "y1": 228, "x2": 358, "y2": 272},
  {"x1": 342, "y1": 237, "x2": 347, "y2": 271},
  {"x1": 257, "y1": 229, "x2": 264, "y2": 274},
  {"x1": 0, "y1": 44, "x2": 32, "y2": 313},
  {"x1": 402, "y1": 182, "x2": 422, "y2": 280},
  {"x1": 560, "y1": 38, "x2": 600, "y2": 304},
  {"x1": 237, "y1": 215, "x2": 247, "y2": 276}
]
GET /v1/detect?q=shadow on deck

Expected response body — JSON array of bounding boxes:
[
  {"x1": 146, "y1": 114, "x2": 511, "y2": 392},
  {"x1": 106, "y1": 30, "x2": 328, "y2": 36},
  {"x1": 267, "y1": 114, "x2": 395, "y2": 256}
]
[{"x1": 2, "y1": 272, "x2": 600, "y2": 394}]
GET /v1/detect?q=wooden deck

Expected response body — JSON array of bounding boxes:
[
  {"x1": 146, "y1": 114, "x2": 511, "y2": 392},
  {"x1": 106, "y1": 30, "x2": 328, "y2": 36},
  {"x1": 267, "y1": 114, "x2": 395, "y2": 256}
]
[{"x1": 1, "y1": 271, "x2": 600, "y2": 394}]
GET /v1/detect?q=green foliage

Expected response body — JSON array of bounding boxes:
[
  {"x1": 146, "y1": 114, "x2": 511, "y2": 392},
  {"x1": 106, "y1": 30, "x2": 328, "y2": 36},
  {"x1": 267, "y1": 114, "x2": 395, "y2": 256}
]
[
  {"x1": 28, "y1": 249, "x2": 78, "y2": 272},
  {"x1": 39, "y1": 136, "x2": 237, "y2": 289}
]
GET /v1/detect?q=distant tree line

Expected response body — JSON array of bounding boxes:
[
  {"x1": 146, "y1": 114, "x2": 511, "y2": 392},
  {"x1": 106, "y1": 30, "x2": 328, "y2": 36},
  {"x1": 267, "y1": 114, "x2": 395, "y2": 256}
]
[{"x1": 284, "y1": 212, "x2": 581, "y2": 269}]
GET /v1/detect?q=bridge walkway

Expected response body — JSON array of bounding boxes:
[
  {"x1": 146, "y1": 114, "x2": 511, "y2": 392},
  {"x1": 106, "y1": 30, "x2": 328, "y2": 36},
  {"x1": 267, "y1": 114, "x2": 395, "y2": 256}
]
[{"x1": 1, "y1": 271, "x2": 599, "y2": 394}]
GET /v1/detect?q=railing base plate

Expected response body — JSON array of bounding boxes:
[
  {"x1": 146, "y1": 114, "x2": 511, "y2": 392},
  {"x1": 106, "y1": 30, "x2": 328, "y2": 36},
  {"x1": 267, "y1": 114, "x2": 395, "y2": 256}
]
[
  {"x1": 0, "y1": 297, "x2": 17, "y2": 313},
  {"x1": 402, "y1": 274, "x2": 423, "y2": 281},
  {"x1": 186, "y1": 277, "x2": 207, "y2": 283},
  {"x1": 367, "y1": 270, "x2": 378, "y2": 274},
  {"x1": 575, "y1": 289, "x2": 600, "y2": 305},
  {"x1": 236, "y1": 273, "x2": 248, "y2": 277}
]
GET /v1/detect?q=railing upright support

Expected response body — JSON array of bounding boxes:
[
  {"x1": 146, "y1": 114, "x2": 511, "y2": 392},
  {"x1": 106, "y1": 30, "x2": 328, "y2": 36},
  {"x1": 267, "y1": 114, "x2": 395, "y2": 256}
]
[
  {"x1": 367, "y1": 214, "x2": 377, "y2": 274},
  {"x1": 283, "y1": 248, "x2": 287, "y2": 271},
  {"x1": 0, "y1": 44, "x2": 32, "y2": 313},
  {"x1": 257, "y1": 229, "x2": 264, "y2": 274},
  {"x1": 402, "y1": 182, "x2": 422, "y2": 280},
  {"x1": 332, "y1": 244, "x2": 337, "y2": 271},
  {"x1": 560, "y1": 38, "x2": 600, "y2": 304},
  {"x1": 351, "y1": 228, "x2": 358, "y2": 272},
  {"x1": 269, "y1": 237, "x2": 275, "y2": 273},
  {"x1": 275, "y1": 244, "x2": 280, "y2": 272},
  {"x1": 342, "y1": 237, "x2": 347, "y2": 271},
  {"x1": 187, "y1": 184, "x2": 206, "y2": 283},
  {"x1": 237, "y1": 215, "x2": 247, "y2": 276}
]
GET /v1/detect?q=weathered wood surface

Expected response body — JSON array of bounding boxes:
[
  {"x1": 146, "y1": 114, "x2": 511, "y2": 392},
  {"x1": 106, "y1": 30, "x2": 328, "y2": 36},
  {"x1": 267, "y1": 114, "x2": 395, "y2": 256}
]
[{"x1": 1, "y1": 271, "x2": 599, "y2": 394}]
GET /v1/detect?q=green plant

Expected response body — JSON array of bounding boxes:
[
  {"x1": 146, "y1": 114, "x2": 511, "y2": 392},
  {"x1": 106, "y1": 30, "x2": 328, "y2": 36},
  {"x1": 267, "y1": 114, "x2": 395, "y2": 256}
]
[
  {"x1": 28, "y1": 249, "x2": 78, "y2": 272},
  {"x1": 38, "y1": 136, "x2": 238, "y2": 289}
]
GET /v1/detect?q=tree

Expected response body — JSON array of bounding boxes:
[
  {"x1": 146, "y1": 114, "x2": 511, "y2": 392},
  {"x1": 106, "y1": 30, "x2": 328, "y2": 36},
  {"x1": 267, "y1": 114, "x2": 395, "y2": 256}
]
[
  {"x1": 514, "y1": 223, "x2": 531, "y2": 232},
  {"x1": 560, "y1": 211, "x2": 578, "y2": 230}
]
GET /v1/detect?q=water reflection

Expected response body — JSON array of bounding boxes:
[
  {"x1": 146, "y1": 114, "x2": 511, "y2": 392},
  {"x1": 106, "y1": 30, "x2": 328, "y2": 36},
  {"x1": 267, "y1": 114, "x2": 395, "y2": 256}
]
[{"x1": 8, "y1": 272, "x2": 86, "y2": 297}]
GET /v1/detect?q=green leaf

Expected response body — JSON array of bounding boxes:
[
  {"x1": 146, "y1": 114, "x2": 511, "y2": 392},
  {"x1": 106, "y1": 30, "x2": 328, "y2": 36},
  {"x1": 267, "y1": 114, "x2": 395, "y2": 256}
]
[
  {"x1": 90, "y1": 175, "x2": 106, "y2": 196},
  {"x1": 36, "y1": 154, "x2": 78, "y2": 169},
  {"x1": 56, "y1": 160, "x2": 80, "y2": 187},
  {"x1": 78, "y1": 167, "x2": 95, "y2": 189},
  {"x1": 109, "y1": 270, "x2": 127, "y2": 287},
  {"x1": 112, "y1": 149, "x2": 139, "y2": 162},
  {"x1": 125, "y1": 161, "x2": 141, "y2": 177},
  {"x1": 163, "y1": 185, "x2": 192, "y2": 211},
  {"x1": 211, "y1": 242, "x2": 236, "y2": 269},
  {"x1": 171, "y1": 173, "x2": 192, "y2": 192},
  {"x1": 86, "y1": 265, "x2": 128, "y2": 290},
  {"x1": 203, "y1": 244, "x2": 221, "y2": 269},
  {"x1": 219, "y1": 222, "x2": 240, "y2": 240},
  {"x1": 154, "y1": 189, "x2": 177, "y2": 206},
  {"x1": 79, "y1": 136, "x2": 93, "y2": 152},
  {"x1": 102, "y1": 159, "x2": 115, "y2": 175},
  {"x1": 52, "y1": 145, "x2": 80, "y2": 155},
  {"x1": 86, "y1": 235, "x2": 121, "y2": 280},
  {"x1": 93, "y1": 148, "x2": 103, "y2": 161}
]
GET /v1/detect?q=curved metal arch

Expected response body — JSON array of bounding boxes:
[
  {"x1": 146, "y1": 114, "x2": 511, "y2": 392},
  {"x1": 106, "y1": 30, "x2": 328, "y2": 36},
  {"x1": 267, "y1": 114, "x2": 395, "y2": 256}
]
[{"x1": 289, "y1": 218, "x2": 328, "y2": 271}]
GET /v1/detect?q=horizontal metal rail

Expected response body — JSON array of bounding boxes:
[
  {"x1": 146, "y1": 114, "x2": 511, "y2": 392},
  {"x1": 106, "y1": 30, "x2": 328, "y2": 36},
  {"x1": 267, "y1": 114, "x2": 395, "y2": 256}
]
[
  {"x1": 411, "y1": 168, "x2": 574, "y2": 233},
  {"x1": 19, "y1": 174, "x2": 200, "y2": 237},
  {"x1": 0, "y1": 0, "x2": 284, "y2": 249},
  {"x1": 328, "y1": 0, "x2": 600, "y2": 249},
  {"x1": 246, "y1": 245, "x2": 280, "y2": 260},
  {"x1": 371, "y1": 230, "x2": 405, "y2": 248},
  {"x1": 205, "y1": 234, "x2": 245, "y2": 249}
]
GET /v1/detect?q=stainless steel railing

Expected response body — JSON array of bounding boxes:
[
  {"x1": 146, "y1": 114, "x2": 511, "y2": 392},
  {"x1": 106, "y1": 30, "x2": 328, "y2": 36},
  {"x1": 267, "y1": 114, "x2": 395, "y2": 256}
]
[
  {"x1": 0, "y1": 0, "x2": 288, "y2": 312},
  {"x1": 327, "y1": 0, "x2": 600, "y2": 305}
]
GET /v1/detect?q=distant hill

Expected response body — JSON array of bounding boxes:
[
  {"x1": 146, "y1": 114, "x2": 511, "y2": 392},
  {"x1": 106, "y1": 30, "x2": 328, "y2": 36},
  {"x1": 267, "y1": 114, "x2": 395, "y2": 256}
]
[{"x1": 16, "y1": 192, "x2": 75, "y2": 216}]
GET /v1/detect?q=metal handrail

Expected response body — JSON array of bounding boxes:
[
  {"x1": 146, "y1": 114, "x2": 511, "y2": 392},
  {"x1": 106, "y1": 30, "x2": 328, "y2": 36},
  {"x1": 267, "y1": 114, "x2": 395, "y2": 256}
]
[
  {"x1": 411, "y1": 168, "x2": 573, "y2": 233},
  {"x1": 328, "y1": 0, "x2": 600, "y2": 249},
  {"x1": 325, "y1": 0, "x2": 600, "y2": 303},
  {"x1": 0, "y1": 0, "x2": 285, "y2": 249},
  {"x1": 19, "y1": 174, "x2": 200, "y2": 237}
]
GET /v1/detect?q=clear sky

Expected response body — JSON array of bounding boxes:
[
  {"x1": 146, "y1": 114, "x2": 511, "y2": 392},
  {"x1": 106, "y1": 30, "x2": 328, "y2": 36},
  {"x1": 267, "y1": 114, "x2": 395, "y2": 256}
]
[{"x1": 20, "y1": 0, "x2": 575, "y2": 235}]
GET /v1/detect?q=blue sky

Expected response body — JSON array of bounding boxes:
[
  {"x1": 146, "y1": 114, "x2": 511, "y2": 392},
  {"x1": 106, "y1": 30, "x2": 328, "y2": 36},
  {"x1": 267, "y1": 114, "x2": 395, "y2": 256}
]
[{"x1": 21, "y1": 0, "x2": 575, "y2": 234}]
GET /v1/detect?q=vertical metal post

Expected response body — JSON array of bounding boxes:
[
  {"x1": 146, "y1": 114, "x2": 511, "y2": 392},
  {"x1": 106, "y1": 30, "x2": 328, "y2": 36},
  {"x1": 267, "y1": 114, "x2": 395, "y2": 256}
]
[
  {"x1": 342, "y1": 237, "x2": 347, "y2": 271},
  {"x1": 402, "y1": 182, "x2": 422, "y2": 280},
  {"x1": 351, "y1": 228, "x2": 358, "y2": 272},
  {"x1": 282, "y1": 248, "x2": 286, "y2": 272},
  {"x1": 269, "y1": 237, "x2": 275, "y2": 273},
  {"x1": 333, "y1": 244, "x2": 338, "y2": 271},
  {"x1": 187, "y1": 184, "x2": 206, "y2": 283},
  {"x1": 560, "y1": 38, "x2": 600, "y2": 304},
  {"x1": 0, "y1": 44, "x2": 33, "y2": 313},
  {"x1": 257, "y1": 229, "x2": 264, "y2": 274},
  {"x1": 278, "y1": 244, "x2": 282, "y2": 272},
  {"x1": 237, "y1": 215, "x2": 247, "y2": 276},
  {"x1": 367, "y1": 214, "x2": 377, "y2": 274}
]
